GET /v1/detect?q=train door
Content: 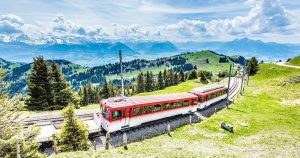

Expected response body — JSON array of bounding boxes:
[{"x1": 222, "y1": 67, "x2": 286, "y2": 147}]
[{"x1": 123, "y1": 108, "x2": 130, "y2": 127}]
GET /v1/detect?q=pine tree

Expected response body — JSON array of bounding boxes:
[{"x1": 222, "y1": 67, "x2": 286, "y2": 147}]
[
  {"x1": 26, "y1": 56, "x2": 53, "y2": 110},
  {"x1": 81, "y1": 87, "x2": 88, "y2": 106},
  {"x1": 163, "y1": 69, "x2": 168, "y2": 87},
  {"x1": 246, "y1": 57, "x2": 259, "y2": 75},
  {"x1": 136, "y1": 72, "x2": 145, "y2": 93},
  {"x1": 188, "y1": 69, "x2": 198, "y2": 80},
  {"x1": 0, "y1": 70, "x2": 45, "y2": 158},
  {"x1": 50, "y1": 64, "x2": 75, "y2": 109},
  {"x1": 145, "y1": 71, "x2": 154, "y2": 92},
  {"x1": 55, "y1": 104, "x2": 90, "y2": 152},
  {"x1": 109, "y1": 83, "x2": 115, "y2": 97},
  {"x1": 174, "y1": 73, "x2": 179, "y2": 84},
  {"x1": 126, "y1": 86, "x2": 131, "y2": 96},
  {"x1": 102, "y1": 78, "x2": 109, "y2": 99},
  {"x1": 157, "y1": 71, "x2": 164, "y2": 89},
  {"x1": 168, "y1": 69, "x2": 174, "y2": 86},
  {"x1": 150, "y1": 71, "x2": 155, "y2": 91},
  {"x1": 179, "y1": 68, "x2": 185, "y2": 82},
  {"x1": 199, "y1": 71, "x2": 208, "y2": 84}
]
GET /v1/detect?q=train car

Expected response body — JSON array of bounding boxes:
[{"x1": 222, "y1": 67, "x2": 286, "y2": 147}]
[
  {"x1": 100, "y1": 92, "x2": 198, "y2": 133},
  {"x1": 190, "y1": 83, "x2": 228, "y2": 109}
]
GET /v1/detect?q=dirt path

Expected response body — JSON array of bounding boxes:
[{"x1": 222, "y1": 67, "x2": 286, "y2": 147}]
[{"x1": 276, "y1": 62, "x2": 300, "y2": 69}]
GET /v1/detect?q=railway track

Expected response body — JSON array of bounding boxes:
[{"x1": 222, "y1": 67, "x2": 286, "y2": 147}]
[{"x1": 24, "y1": 112, "x2": 99, "y2": 128}]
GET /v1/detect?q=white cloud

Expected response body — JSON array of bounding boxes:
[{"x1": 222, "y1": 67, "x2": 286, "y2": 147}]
[
  {"x1": 157, "y1": 0, "x2": 294, "y2": 41},
  {"x1": 0, "y1": 14, "x2": 24, "y2": 34},
  {"x1": 0, "y1": 0, "x2": 298, "y2": 43}
]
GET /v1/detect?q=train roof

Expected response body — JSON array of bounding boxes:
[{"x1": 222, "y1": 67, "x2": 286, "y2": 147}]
[
  {"x1": 190, "y1": 83, "x2": 227, "y2": 96},
  {"x1": 101, "y1": 92, "x2": 197, "y2": 108}
]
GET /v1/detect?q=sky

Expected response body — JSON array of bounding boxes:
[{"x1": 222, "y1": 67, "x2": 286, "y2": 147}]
[{"x1": 0, "y1": 0, "x2": 299, "y2": 44}]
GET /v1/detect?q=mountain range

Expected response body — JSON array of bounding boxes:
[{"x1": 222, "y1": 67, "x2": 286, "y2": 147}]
[
  {"x1": 175, "y1": 38, "x2": 300, "y2": 61},
  {"x1": 0, "y1": 38, "x2": 299, "y2": 67}
]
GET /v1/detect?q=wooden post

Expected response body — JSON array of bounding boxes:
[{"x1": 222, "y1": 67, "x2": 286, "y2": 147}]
[
  {"x1": 16, "y1": 139, "x2": 21, "y2": 158},
  {"x1": 123, "y1": 133, "x2": 128, "y2": 150},
  {"x1": 215, "y1": 107, "x2": 217, "y2": 113},
  {"x1": 240, "y1": 66, "x2": 245, "y2": 95},
  {"x1": 226, "y1": 64, "x2": 232, "y2": 108},
  {"x1": 93, "y1": 140, "x2": 97, "y2": 150},
  {"x1": 105, "y1": 132, "x2": 110, "y2": 150},
  {"x1": 52, "y1": 134, "x2": 58, "y2": 154},
  {"x1": 167, "y1": 124, "x2": 171, "y2": 136},
  {"x1": 247, "y1": 66, "x2": 250, "y2": 86},
  {"x1": 189, "y1": 115, "x2": 192, "y2": 125}
]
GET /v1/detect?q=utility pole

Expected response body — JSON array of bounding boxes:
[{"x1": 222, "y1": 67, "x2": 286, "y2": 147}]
[
  {"x1": 226, "y1": 63, "x2": 232, "y2": 108},
  {"x1": 247, "y1": 66, "x2": 250, "y2": 86},
  {"x1": 240, "y1": 66, "x2": 245, "y2": 95},
  {"x1": 232, "y1": 63, "x2": 234, "y2": 76},
  {"x1": 119, "y1": 50, "x2": 124, "y2": 98}
]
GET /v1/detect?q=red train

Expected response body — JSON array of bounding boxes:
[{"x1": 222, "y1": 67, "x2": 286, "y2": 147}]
[{"x1": 100, "y1": 83, "x2": 227, "y2": 132}]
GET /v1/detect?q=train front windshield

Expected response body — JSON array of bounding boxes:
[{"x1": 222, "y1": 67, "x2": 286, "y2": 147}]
[{"x1": 102, "y1": 107, "x2": 110, "y2": 120}]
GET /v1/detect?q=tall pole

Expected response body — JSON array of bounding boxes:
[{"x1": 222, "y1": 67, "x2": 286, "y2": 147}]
[
  {"x1": 247, "y1": 66, "x2": 250, "y2": 86},
  {"x1": 232, "y1": 63, "x2": 234, "y2": 76},
  {"x1": 226, "y1": 63, "x2": 232, "y2": 108},
  {"x1": 240, "y1": 66, "x2": 245, "y2": 95},
  {"x1": 119, "y1": 50, "x2": 124, "y2": 97}
]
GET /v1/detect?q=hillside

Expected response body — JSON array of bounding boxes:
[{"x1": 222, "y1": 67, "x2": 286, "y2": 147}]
[
  {"x1": 288, "y1": 56, "x2": 300, "y2": 66},
  {"x1": 51, "y1": 64, "x2": 300, "y2": 157},
  {"x1": 3, "y1": 50, "x2": 239, "y2": 95}
]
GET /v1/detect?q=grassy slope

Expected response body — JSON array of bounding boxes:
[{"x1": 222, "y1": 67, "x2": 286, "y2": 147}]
[
  {"x1": 51, "y1": 64, "x2": 300, "y2": 157},
  {"x1": 288, "y1": 55, "x2": 300, "y2": 66},
  {"x1": 181, "y1": 50, "x2": 232, "y2": 74},
  {"x1": 106, "y1": 50, "x2": 232, "y2": 80}
]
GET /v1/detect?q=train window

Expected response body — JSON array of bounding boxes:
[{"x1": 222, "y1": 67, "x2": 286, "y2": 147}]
[
  {"x1": 153, "y1": 104, "x2": 161, "y2": 112},
  {"x1": 177, "y1": 101, "x2": 183, "y2": 107},
  {"x1": 112, "y1": 110, "x2": 122, "y2": 120},
  {"x1": 162, "y1": 104, "x2": 170, "y2": 110},
  {"x1": 194, "y1": 100, "x2": 198, "y2": 105},
  {"x1": 144, "y1": 105, "x2": 153, "y2": 114},
  {"x1": 183, "y1": 100, "x2": 189, "y2": 106},
  {"x1": 102, "y1": 107, "x2": 110, "y2": 120},
  {"x1": 199, "y1": 97, "x2": 204, "y2": 103},
  {"x1": 133, "y1": 107, "x2": 142, "y2": 116},
  {"x1": 170, "y1": 102, "x2": 177, "y2": 109}
]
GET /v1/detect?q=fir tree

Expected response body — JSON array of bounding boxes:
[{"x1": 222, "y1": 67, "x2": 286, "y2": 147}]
[
  {"x1": 26, "y1": 56, "x2": 53, "y2": 110},
  {"x1": 188, "y1": 69, "x2": 198, "y2": 80},
  {"x1": 145, "y1": 71, "x2": 154, "y2": 92},
  {"x1": 81, "y1": 87, "x2": 88, "y2": 106},
  {"x1": 50, "y1": 64, "x2": 75, "y2": 109},
  {"x1": 199, "y1": 71, "x2": 208, "y2": 84},
  {"x1": 174, "y1": 73, "x2": 179, "y2": 84},
  {"x1": 102, "y1": 78, "x2": 109, "y2": 98},
  {"x1": 0, "y1": 70, "x2": 45, "y2": 158},
  {"x1": 126, "y1": 85, "x2": 131, "y2": 96},
  {"x1": 109, "y1": 83, "x2": 116, "y2": 97},
  {"x1": 136, "y1": 72, "x2": 145, "y2": 93},
  {"x1": 246, "y1": 57, "x2": 259, "y2": 75},
  {"x1": 55, "y1": 104, "x2": 90, "y2": 152},
  {"x1": 163, "y1": 69, "x2": 168, "y2": 87},
  {"x1": 179, "y1": 68, "x2": 185, "y2": 82},
  {"x1": 157, "y1": 71, "x2": 164, "y2": 89},
  {"x1": 168, "y1": 69, "x2": 174, "y2": 86}
]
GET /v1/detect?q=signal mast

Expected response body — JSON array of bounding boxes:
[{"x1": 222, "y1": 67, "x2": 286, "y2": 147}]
[{"x1": 119, "y1": 50, "x2": 125, "y2": 98}]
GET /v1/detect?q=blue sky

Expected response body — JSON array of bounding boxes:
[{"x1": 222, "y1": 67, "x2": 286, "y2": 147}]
[{"x1": 0, "y1": 0, "x2": 299, "y2": 43}]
